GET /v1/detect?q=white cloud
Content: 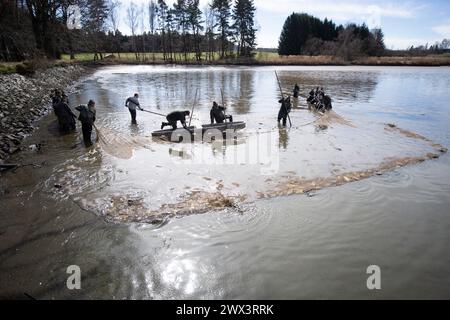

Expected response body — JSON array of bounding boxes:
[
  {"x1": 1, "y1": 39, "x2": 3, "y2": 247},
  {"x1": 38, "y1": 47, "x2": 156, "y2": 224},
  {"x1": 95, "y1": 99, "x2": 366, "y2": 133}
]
[
  {"x1": 432, "y1": 23, "x2": 450, "y2": 39},
  {"x1": 384, "y1": 36, "x2": 441, "y2": 50},
  {"x1": 254, "y1": 0, "x2": 420, "y2": 20}
]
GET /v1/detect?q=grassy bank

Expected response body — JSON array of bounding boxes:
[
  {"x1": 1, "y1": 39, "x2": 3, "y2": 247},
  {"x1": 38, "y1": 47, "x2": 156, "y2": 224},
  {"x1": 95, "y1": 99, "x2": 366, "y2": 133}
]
[
  {"x1": 2, "y1": 52, "x2": 449, "y2": 75},
  {"x1": 0, "y1": 62, "x2": 18, "y2": 74},
  {"x1": 61, "y1": 52, "x2": 450, "y2": 66}
]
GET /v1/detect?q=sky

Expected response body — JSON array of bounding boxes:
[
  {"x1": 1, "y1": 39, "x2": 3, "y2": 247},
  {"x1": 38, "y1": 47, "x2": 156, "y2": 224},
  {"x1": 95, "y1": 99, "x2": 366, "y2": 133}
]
[{"x1": 115, "y1": 0, "x2": 450, "y2": 49}]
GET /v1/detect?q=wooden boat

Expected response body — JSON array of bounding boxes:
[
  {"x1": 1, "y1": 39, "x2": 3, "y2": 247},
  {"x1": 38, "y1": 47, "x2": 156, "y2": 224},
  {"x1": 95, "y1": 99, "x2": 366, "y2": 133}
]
[
  {"x1": 202, "y1": 121, "x2": 246, "y2": 131},
  {"x1": 151, "y1": 121, "x2": 246, "y2": 140}
]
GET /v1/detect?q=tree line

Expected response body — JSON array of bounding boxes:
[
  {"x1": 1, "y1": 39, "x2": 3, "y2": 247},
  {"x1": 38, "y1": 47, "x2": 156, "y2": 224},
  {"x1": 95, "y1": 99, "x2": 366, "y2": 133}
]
[
  {"x1": 399, "y1": 39, "x2": 450, "y2": 55},
  {"x1": 0, "y1": 0, "x2": 257, "y2": 62},
  {"x1": 278, "y1": 13, "x2": 385, "y2": 59}
]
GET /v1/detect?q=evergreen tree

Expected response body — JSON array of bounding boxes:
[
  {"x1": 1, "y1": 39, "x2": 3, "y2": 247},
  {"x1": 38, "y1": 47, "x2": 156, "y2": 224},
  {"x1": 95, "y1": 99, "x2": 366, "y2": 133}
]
[
  {"x1": 211, "y1": 0, "x2": 231, "y2": 58},
  {"x1": 174, "y1": 0, "x2": 189, "y2": 61},
  {"x1": 232, "y1": 0, "x2": 257, "y2": 57},
  {"x1": 187, "y1": 0, "x2": 203, "y2": 61},
  {"x1": 84, "y1": 0, "x2": 110, "y2": 60},
  {"x1": 278, "y1": 13, "x2": 343, "y2": 55}
]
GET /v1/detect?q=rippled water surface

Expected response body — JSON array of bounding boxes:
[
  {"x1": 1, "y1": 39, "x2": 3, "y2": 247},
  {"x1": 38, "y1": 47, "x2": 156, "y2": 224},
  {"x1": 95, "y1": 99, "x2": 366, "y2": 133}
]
[{"x1": 1, "y1": 65, "x2": 450, "y2": 299}]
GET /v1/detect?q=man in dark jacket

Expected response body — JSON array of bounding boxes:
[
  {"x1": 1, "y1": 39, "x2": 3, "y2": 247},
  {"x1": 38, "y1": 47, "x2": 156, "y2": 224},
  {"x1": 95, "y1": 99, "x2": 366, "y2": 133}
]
[
  {"x1": 76, "y1": 100, "x2": 96, "y2": 147},
  {"x1": 277, "y1": 96, "x2": 291, "y2": 126},
  {"x1": 53, "y1": 96, "x2": 76, "y2": 133},
  {"x1": 161, "y1": 110, "x2": 190, "y2": 130},
  {"x1": 210, "y1": 101, "x2": 233, "y2": 124}
]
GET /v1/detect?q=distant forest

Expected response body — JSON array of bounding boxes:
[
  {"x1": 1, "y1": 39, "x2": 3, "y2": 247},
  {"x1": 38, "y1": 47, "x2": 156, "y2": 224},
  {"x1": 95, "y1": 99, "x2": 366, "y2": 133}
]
[
  {"x1": 0, "y1": 0, "x2": 257, "y2": 62},
  {"x1": 278, "y1": 13, "x2": 450, "y2": 59},
  {"x1": 2, "y1": 2, "x2": 449, "y2": 64}
]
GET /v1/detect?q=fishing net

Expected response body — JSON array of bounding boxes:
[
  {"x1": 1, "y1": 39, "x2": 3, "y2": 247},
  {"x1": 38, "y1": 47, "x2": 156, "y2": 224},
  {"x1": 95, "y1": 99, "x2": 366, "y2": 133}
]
[{"x1": 94, "y1": 125, "x2": 150, "y2": 159}]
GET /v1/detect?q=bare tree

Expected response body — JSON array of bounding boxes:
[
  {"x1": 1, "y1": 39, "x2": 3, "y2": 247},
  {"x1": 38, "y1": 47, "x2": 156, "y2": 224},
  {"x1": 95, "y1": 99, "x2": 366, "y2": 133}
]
[
  {"x1": 148, "y1": 0, "x2": 157, "y2": 60},
  {"x1": 157, "y1": 0, "x2": 168, "y2": 61},
  {"x1": 204, "y1": 3, "x2": 216, "y2": 61},
  {"x1": 126, "y1": 2, "x2": 140, "y2": 60},
  {"x1": 140, "y1": 3, "x2": 147, "y2": 60},
  {"x1": 108, "y1": 0, "x2": 121, "y2": 58}
]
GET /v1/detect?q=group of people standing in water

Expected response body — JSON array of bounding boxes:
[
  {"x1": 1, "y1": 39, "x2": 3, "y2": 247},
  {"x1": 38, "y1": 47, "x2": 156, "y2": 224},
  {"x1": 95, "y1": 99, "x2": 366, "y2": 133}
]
[
  {"x1": 307, "y1": 87, "x2": 333, "y2": 112},
  {"x1": 277, "y1": 83, "x2": 333, "y2": 126},
  {"x1": 51, "y1": 90, "x2": 235, "y2": 147},
  {"x1": 51, "y1": 89, "x2": 96, "y2": 147},
  {"x1": 51, "y1": 82, "x2": 332, "y2": 146}
]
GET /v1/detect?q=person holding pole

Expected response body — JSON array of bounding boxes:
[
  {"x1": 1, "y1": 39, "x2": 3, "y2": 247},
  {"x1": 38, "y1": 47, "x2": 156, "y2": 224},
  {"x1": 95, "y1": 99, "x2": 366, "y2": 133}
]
[
  {"x1": 275, "y1": 71, "x2": 292, "y2": 127},
  {"x1": 278, "y1": 96, "x2": 292, "y2": 127},
  {"x1": 125, "y1": 93, "x2": 143, "y2": 124}
]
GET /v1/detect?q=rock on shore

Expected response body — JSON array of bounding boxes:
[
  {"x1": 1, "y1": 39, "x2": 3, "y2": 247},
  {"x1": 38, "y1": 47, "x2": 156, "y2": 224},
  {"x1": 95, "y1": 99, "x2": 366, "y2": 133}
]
[{"x1": 0, "y1": 65, "x2": 87, "y2": 161}]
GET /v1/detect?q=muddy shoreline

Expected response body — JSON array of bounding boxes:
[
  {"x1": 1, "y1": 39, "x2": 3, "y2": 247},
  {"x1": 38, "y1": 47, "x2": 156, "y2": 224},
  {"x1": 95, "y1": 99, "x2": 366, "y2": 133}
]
[{"x1": 0, "y1": 65, "x2": 90, "y2": 162}]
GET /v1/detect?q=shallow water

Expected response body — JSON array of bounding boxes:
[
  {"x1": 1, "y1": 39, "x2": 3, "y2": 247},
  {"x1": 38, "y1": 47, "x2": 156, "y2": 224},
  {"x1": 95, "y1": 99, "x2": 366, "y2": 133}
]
[{"x1": 1, "y1": 65, "x2": 450, "y2": 299}]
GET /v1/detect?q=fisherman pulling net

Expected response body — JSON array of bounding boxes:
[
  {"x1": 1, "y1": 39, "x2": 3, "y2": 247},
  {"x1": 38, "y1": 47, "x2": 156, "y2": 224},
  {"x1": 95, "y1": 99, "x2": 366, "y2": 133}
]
[{"x1": 307, "y1": 87, "x2": 333, "y2": 112}]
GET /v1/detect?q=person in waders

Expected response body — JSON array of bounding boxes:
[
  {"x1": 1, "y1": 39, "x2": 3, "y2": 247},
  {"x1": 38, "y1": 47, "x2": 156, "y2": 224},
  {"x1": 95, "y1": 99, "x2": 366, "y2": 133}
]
[
  {"x1": 277, "y1": 96, "x2": 292, "y2": 126},
  {"x1": 53, "y1": 95, "x2": 76, "y2": 133},
  {"x1": 76, "y1": 100, "x2": 96, "y2": 147},
  {"x1": 293, "y1": 83, "x2": 300, "y2": 98},
  {"x1": 125, "y1": 93, "x2": 143, "y2": 124},
  {"x1": 210, "y1": 101, "x2": 233, "y2": 124}
]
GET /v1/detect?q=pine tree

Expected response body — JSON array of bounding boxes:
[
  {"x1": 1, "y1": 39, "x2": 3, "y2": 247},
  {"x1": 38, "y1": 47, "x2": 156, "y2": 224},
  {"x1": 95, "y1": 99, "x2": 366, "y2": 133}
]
[
  {"x1": 278, "y1": 13, "x2": 340, "y2": 55},
  {"x1": 174, "y1": 0, "x2": 189, "y2": 61},
  {"x1": 85, "y1": 0, "x2": 110, "y2": 60},
  {"x1": 232, "y1": 0, "x2": 256, "y2": 57},
  {"x1": 187, "y1": 0, "x2": 203, "y2": 61},
  {"x1": 211, "y1": 0, "x2": 231, "y2": 58}
]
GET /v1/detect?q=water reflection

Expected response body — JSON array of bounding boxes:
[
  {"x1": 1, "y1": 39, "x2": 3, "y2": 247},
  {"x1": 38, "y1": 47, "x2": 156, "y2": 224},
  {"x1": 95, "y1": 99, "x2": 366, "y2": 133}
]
[
  {"x1": 278, "y1": 125, "x2": 289, "y2": 149},
  {"x1": 233, "y1": 70, "x2": 255, "y2": 114},
  {"x1": 277, "y1": 68, "x2": 380, "y2": 106}
]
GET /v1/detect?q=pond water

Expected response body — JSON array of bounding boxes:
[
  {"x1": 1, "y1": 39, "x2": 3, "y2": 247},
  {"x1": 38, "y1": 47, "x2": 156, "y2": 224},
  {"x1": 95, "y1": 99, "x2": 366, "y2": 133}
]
[{"x1": 1, "y1": 65, "x2": 450, "y2": 299}]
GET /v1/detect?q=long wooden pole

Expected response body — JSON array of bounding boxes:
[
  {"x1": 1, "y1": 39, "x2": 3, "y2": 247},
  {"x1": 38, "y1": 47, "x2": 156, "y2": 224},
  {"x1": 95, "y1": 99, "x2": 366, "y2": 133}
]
[
  {"x1": 221, "y1": 88, "x2": 225, "y2": 109},
  {"x1": 188, "y1": 88, "x2": 198, "y2": 127},
  {"x1": 140, "y1": 109, "x2": 166, "y2": 117},
  {"x1": 275, "y1": 71, "x2": 292, "y2": 127}
]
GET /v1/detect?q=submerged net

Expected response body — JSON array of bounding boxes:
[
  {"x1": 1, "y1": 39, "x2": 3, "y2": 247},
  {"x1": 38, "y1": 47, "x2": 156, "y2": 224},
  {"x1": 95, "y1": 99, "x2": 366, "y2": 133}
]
[{"x1": 94, "y1": 125, "x2": 150, "y2": 159}]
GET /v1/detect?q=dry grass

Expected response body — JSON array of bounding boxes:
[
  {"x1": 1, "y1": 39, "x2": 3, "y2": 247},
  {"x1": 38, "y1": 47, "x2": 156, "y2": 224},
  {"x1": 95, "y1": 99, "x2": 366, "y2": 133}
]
[
  {"x1": 4, "y1": 52, "x2": 450, "y2": 73},
  {"x1": 255, "y1": 54, "x2": 347, "y2": 65},
  {"x1": 356, "y1": 55, "x2": 450, "y2": 66},
  {"x1": 255, "y1": 53, "x2": 450, "y2": 66}
]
